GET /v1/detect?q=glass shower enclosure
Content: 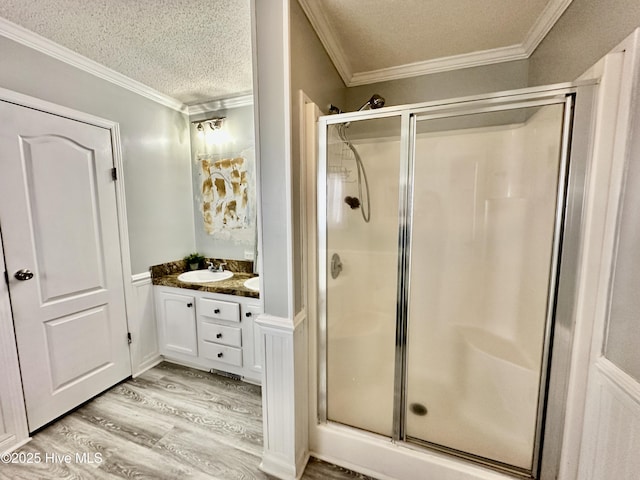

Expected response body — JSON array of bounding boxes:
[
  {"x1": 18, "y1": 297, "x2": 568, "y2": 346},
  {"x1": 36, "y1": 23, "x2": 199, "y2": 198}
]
[{"x1": 317, "y1": 85, "x2": 591, "y2": 478}]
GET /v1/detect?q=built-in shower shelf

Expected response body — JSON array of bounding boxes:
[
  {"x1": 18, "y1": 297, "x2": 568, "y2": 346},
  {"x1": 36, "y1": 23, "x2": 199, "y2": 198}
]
[{"x1": 327, "y1": 165, "x2": 350, "y2": 178}]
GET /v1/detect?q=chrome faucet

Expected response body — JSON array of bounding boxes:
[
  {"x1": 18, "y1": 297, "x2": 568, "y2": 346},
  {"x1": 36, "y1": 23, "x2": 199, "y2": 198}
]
[{"x1": 207, "y1": 261, "x2": 227, "y2": 273}]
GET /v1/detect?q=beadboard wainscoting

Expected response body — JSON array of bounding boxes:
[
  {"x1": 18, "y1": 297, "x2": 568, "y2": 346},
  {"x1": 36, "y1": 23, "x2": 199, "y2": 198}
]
[
  {"x1": 578, "y1": 358, "x2": 640, "y2": 479},
  {"x1": 130, "y1": 273, "x2": 162, "y2": 376},
  {"x1": 573, "y1": 30, "x2": 640, "y2": 480},
  {"x1": 257, "y1": 311, "x2": 309, "y2": 480}
]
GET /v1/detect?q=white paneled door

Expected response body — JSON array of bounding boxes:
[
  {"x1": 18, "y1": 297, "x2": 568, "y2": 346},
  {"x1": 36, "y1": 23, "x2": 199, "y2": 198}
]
[{"x1": 0, "y1": 100, "x2": 131, "y2": 431}]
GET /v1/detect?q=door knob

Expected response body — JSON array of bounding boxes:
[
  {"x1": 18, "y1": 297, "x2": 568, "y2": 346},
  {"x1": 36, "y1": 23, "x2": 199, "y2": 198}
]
[{"x1": 14, "y1": 269, "x2": 34, "y2": 281}]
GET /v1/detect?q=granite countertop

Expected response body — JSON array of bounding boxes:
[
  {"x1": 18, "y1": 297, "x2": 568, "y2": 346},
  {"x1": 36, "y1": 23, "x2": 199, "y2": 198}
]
[{"x1": 150, "y1": 258, "x2": 259, "y2": 299}]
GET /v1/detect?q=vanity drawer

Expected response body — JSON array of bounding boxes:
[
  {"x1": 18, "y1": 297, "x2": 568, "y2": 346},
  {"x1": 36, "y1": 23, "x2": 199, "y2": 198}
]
[
  {"x1": 200, "y1": 341, "x2": 242, "y2": 366},
  {"x1": 199, "y1": 321, "x2": 241, "y2": 347},
  {"x1": 198, "y1": 298, "x2": 240, "y2": 323}
]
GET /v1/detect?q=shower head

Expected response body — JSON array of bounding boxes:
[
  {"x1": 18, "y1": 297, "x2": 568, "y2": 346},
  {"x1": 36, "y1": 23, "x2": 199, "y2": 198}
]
[
  {"x1": 339, "y1": 93, "x2": 387, "y2": 130},
  {"x1": 369, "y1": 94, "x2": 385, "y2": 109},
  {"x1": 357, "y1": 94, "x2": 386, "y2": 111}
]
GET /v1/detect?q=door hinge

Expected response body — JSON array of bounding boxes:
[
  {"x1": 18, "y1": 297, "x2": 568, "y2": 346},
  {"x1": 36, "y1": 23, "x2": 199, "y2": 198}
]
[
  {"x1": 3, "y1": 270, "x2": 8, "y2": 285},
  {"x1": 127, "y1": 332, "x2": 132, "y2": 344},
  {"x1": 111, "y1": 167, "x2": 118, "y2": 181}
]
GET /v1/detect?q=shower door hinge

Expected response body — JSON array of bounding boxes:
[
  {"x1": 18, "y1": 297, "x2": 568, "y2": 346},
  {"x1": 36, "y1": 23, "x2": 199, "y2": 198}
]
[
  {"x1": 127, "y1": 332, "x2": 132, "y2": 344},
  {"x1": 111, "y1": 167, "x2": 118, "y2": 181},
  {"x1": 3, "y1": 270, "x2": 8, "y2": 285}
]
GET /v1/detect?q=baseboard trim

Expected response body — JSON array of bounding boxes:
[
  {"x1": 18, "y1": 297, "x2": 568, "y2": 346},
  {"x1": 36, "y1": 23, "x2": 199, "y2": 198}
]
[
  {"x1": 1, "y1": 436, "x2": 32, "y2": 455},
  {"x1": 259, "y1": 452, "x2": 304, "y2": 480},
  {"x1": 131, "y1": 356, "x2": 163, "y2": 378}
]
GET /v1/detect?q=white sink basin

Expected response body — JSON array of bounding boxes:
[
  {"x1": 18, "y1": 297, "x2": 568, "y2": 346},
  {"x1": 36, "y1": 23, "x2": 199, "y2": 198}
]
[
  {"x1": 244, "y1": 277, "x2": 260, "y2": 292},
  {"x1": 178, "y1": 270, "x2": 233, "y2": 283}
]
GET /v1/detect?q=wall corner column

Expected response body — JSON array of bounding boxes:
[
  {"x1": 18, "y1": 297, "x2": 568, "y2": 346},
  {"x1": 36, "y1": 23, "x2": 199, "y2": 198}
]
[
  {"x1": 256, "y1": 313, "x2": 309, "y2": 480},
  {"x1": 253, "y1": 0, "x2": 307, "y2": 478}
]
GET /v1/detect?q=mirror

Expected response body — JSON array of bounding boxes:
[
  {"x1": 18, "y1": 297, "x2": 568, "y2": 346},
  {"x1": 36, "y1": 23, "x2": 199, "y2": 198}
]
[
  {"x1": 187, "y1": 10, "x2": 257, "y2": 267},
  {"x1": 189, "y1": 102, "x2": 257, "y2": 264}
]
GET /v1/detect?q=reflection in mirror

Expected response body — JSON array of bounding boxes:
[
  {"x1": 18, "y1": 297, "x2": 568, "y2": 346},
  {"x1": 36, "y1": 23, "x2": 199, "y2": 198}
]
[{"x1": 189, "y1": 101, "x2": 257, "y2": 266}]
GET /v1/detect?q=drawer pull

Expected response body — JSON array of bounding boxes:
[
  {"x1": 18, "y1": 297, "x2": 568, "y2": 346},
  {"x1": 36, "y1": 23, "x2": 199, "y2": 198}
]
[
  {"x1": 245, "y1": 312, "x2": 252, "y2": 317},
  {"x1": 216, "y1": 333, "x2": 222, "y2": 338},
  {"x1": 187, "y1": 302, "x2": 193, "y2": 308},
  {"x1": 200, "y1": 298, "x2": 239, "y2": 322},
  {"x1": 217, "y1": 352, "x2": 223, "y2": 358}
]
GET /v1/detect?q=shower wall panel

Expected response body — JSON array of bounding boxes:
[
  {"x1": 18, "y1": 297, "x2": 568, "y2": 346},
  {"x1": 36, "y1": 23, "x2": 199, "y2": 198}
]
[{"x1": 405, "y1": 104, "x2": 564, "y2": 470}]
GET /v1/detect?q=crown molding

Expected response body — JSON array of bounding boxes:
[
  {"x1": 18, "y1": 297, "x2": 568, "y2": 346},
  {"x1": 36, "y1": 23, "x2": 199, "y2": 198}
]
[
  {"x1": 522, "y1": 0, "x2": 573, "y2": 55},
  {"x1": 0, "y1": 17, "x2": 188, "y2": 113},
  {"x1": 349, "y1": 44, "x2": 528, "y2": 86},
  {"x1": 187, "y1": 93, "x2": 254, "y2": 116},
  {"x1": 300, "y1": 0, "x2": 573, "y2": 87},
  {"x1": 297, "y1": 0, "x2": 352, "y2": 86}
]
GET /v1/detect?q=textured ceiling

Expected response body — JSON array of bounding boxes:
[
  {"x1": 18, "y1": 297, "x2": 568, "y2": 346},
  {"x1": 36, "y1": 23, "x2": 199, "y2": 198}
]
[
  {"x1": 0, "y1": 0, "x2": 253, "y2": 106},
  {"x1": 319, "y1": 0, "x2": 549, "y2": 72},
  {"x1": 0, "y1": 1, "x2": 571, "y2": 108},
  {"x1": 299, "y1": 0, "x2": 571, "y2": 86}
]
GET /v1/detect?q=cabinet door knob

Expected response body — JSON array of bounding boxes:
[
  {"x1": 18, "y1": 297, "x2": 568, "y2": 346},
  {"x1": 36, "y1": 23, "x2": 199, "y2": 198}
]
[
  {"x1": 217, "y1": 352, "x2": 223, "y2": 358},
  {"x1": 14, "y1": 269, "x2": 34, "y2": 281},
  {"x1": 216, "y1": 333, "x2": 222, "y2": 338},
  {"x1": 245, "y1": 312, "x2": 252, "y2": 317},
  {"x1": 187, "y1": 302, "x2": 193, "y2": 308},
  {"x1": 214, "y1": 308, "x2": 221, "y2": 314}
]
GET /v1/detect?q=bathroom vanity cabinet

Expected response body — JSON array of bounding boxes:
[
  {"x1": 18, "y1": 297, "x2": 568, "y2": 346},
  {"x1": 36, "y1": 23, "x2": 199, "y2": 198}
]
[
  {"x1": 156, "y1": 290, "x2": 198, "y2": 357},
  {"x1": 154, "y1": 286, "x2": 262, "y2": 384}
]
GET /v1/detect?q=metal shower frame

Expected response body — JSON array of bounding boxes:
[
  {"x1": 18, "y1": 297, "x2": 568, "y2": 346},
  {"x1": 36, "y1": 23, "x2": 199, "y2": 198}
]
[{"x1": 316, "y1": 81, "x2": 598, "y2": 478}]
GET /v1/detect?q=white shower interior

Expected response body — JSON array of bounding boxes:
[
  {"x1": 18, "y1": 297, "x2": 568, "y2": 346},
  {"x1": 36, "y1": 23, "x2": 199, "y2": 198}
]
[{"x1": 326, "y1": 103, "x2": 564, "y2": 471}]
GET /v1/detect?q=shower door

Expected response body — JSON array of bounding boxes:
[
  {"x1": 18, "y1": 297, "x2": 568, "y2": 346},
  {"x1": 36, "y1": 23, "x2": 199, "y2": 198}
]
[
  {"x1": 320, "y1": 116, "x2": 403, "y2": 436},
  {"x1": 404, "y1": 102, "x2": 570, "y2": 474},
  {"x1": 319, "y1": 85, "x2": 588, "y2": 479}
]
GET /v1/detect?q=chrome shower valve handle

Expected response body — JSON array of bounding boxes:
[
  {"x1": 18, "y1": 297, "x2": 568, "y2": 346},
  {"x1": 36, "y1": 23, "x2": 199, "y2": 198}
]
[{"x1": 330, "y1": 253, "x2": 343, "y2": 279}]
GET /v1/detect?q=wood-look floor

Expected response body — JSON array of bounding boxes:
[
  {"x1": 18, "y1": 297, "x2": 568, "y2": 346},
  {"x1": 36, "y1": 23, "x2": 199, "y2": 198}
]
[{"x1": 1, "y1": 362, "x2": 376, "y2": 480}]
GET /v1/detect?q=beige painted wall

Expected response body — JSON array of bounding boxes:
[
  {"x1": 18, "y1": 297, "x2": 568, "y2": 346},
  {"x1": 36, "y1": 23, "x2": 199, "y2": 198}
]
[
  {"x1": 290, "y1": 0, "x2": 347, "y2": 314},
  {"x1": 344, "y1": 60, "x2": 529, "y2": 111},
  {"x1": 529, "y1": 0, "x2": 640, "y2": 85},
  {"x1": 289, "y1": 0, "x2": 640, "y2": 315},
  {"x1": 290, "y1": 2, "x2": 532, "y2": 315},
  {"x1": 254, "y1": 0, "x2": 293, "y2": 318}
]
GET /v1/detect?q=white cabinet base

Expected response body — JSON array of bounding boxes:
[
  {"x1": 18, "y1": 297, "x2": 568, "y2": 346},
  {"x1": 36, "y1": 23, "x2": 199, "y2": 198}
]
[
  {"x1": 154, "y1": 286, "x2": 262, "y2": 384},
  {"x1": 156, "y1": 290, "x2": 197, "y2": 357}
]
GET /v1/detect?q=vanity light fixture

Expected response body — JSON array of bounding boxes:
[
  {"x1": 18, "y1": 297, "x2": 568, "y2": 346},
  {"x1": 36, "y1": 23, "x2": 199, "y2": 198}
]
[{"x1": 192, "y1": 117, "x2": 226, "y2": 132}]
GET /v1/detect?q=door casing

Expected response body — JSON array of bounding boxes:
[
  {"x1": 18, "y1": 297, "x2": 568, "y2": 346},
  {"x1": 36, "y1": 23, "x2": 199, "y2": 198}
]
[{"x1": 0, "y1": 86, "x2": 136, "y2": 429}]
